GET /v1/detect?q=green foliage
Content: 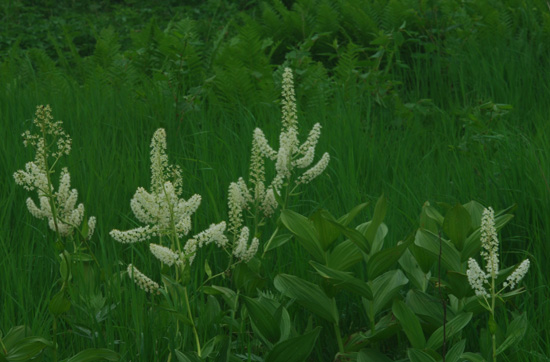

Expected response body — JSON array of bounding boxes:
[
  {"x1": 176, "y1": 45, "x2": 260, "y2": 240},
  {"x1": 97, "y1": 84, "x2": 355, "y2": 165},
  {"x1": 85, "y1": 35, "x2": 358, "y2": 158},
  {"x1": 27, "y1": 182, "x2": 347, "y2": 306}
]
[{"x1": 1, "y1": 0, "x2": 548, "y2": 360}]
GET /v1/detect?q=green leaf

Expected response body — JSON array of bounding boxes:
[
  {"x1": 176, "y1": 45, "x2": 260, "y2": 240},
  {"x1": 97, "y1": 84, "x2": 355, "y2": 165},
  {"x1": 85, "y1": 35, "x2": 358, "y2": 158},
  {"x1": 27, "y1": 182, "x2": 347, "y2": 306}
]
[
  {"x1": 232, "y1": 262, "x2": 266, "y2": 294},
  {"x1": 365, "y1": 269, "x2": 408, "y2": 318},
  {"x1": 406, "y1": 289, "x2": 454, "y2": 327},
  {"x1": 425, "y1": 312, "x2": 472, "y2": 350},
  {"x1": 2, "y1": 326, "x2": 31, "y2": 350},
  {"x1": 243, "y1": 296, "x2": 280, "y2": 344},
  {"x1": 311, "y1": 209, "x2": 341, "y2": 250},
  {"x1": 310, "y1": 261, "x2": 372, "y2": 299},
  {"x1": 263, "y1": 233, "x2": 292, "y2": 253},
  {"x1": 49, "y1": 291, "x2": 71, "y2": 317},
  {"x1": 407, "y1": 348, "x2": 437, "y2": 362},
  {"x1": 326, "y1": 218, "x2": 370, "y2": 254},
  {"x1": 445, "y1": 271, "x2": 471, "y2": 298},
  {"x1": 414, "y1": 229, "x2": 461, "y2": 272},
  {"x1": 392, "y1": 300, "x2": 425, "y2": 349},
  {"x1": 280, "y1": 209, "x2": 324, "y2": 261},
  {"x1": 495, "y1": 313, "x2": 528, "y2": 355},
  {"x1": 420, "y1": 202, "x2": 440, "y2": 233},
  {"x1": 70, "y1": 253, "x2": 94, "y2": 262},
  {"x1": 360, "y1": 314, "x2": 400, "y2": 342},
  {"x1": 357, "y1": 349, "x2": 393, "y2": 362},
  {"x1": 423, "y1": 202, "x2": 444, "y2": 225},
  {"x1": 202, "y1": 286, "x2": 238, "y2": 311},
  {"x1": 337, "y1": 202, "x2": 370, "y2": 227},
  {"x1": 356, "y1": 222, "x2": 388, "y2": 255},
  {"x1": 443, "y1": 204, "x2": 471, "y2": 250},
  {"x1": 204, "y1": 259, "x2": 212, "y2": 278},
  {"x1": 460, "y1": 352, "x2": 486, "y2": 361},
  {"x1": 63, "y1": 348, "x2": 119, "y2": 362},
  {"x1": 327, "y1": 239, "x2": 363, "y2": 271},
  {"x1": 398, "y1": 248, "x2": 430, "y2": 292},
  {"x1": 174, "y1": 350, "x2": 201, "y2": 362},
  {"x1": 364, "y1": 195, "x2": 387, "y2": 249},
  {"x1": 59, "y1": 251, "x2": 71, "y2": 281},
  {"x1": 265, "y1": 327, "x2": 321, "y2": 362},
  {"x1": 367, "y1": 238, "x2": 413, "y2": 280},
  {"x1": 445, "y1": 339, "x2": 466, "y2": 362},
  {"x1": 274, "y1": 274, "x2": 338, "y2": 323},
  {"x1": 4, "y1": 336, "x2": 53, "y2": 361}
]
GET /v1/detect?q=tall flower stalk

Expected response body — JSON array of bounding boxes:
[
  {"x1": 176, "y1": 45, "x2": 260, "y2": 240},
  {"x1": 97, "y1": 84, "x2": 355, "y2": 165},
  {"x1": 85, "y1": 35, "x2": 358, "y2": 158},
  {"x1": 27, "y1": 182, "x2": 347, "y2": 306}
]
[
  {"x1": 226, "y1": 67, "x2": 330, "y2": 261},
  {"x1": 110, "y1": 128, "x2": 227, "y2": 357},
  {"x1": 13, "y1": 105, "x2": 97, "y2": 362},
  {"x1": 466, "y1": 207, "x2": 530, "y2": 362}
]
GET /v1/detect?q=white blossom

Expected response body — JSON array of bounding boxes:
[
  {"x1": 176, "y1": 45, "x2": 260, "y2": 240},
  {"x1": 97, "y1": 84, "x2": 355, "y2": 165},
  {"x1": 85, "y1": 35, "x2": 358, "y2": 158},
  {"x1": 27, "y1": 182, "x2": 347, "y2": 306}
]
[
  {"x1": 127, "y1": 264, "x2": 160, "y2": 294},
  {"x1": 150, "y1": 243, "x2": 183, "y2": 267},
  {"x1": 233, "y1": 227, "x2": 259, "y2": 262},
  {"x1": 480, "y1": 207, "x2": 499, "y2": 277},
  {"x1": 298, "y1": 152, "x2": 330, "y2": 184},
  {"x1": 503, "y1": 259, "x2": 530, "y2": 290},
  {"x1": 467, "y1": 258, "x2": 489, "y2": 297}
]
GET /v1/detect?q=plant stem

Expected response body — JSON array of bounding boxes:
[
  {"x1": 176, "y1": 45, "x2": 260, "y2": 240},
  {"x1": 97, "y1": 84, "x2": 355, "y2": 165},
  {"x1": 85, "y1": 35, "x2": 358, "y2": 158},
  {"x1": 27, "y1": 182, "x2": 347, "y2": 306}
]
[
  {"x1": 52, "y1": 315, "x2": 58, "y2": 362},
  {"x1": 333, "y1": 322, "x2": 344, "y2": 355},
  {"x1": 184, "y1": 286, "x2": 201, "y2": 357}
]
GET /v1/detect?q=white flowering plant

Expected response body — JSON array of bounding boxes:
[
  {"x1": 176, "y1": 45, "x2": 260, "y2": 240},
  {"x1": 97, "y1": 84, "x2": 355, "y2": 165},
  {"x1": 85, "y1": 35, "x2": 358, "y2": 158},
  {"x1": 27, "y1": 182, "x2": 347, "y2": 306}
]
[
  {"x1": 110, "y1": 128, "x2": 228, "y2": 358},
  {"x1": 12, "y1": 105, "x2": 118, "y2": 362},
  {"x1": 226, "y1": 67, "x2": 330, "y2": 268}
]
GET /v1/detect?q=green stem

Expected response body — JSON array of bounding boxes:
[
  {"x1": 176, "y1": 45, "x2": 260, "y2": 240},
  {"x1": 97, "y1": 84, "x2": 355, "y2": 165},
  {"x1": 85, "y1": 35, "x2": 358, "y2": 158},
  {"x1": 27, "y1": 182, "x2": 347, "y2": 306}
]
[
  {"x1": 52, "y1": 316, "x2": 58, "y2": 362},
  {"x1": 333, "y1": 322, "x2": 344, "y2": 355},
  {"x1": 184, "y1": 286, "x2": 201, "y2": 357},
  {"x1": 261, "y1": 226, "x2": 280, "y2": 258}
]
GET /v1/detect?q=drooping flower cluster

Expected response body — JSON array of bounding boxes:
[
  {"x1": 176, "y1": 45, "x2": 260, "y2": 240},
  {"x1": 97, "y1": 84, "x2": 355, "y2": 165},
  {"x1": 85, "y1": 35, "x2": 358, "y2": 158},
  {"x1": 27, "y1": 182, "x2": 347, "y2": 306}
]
[
  {"x1": 13, "y1": 105, "x2": 95, "y2": 239},
  {"x1": 226, "y1": 68, "x2": 330, "y2": 261},
  {"x1": 111, "y1": 128, "x2": 228, "y2": 293},
  {"x1": 127, "y1": 264, "x2": 160, "y2": 294},
  {"x1": 467, "y1": 207, "x2": 530, "y2": 297}
]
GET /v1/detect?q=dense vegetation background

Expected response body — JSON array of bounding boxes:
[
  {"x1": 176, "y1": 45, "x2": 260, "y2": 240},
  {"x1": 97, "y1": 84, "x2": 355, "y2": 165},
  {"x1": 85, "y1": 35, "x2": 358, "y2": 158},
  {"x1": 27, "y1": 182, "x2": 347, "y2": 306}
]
[{"x1": 1, "y1": 0, "x2": 549, "y2": 360}]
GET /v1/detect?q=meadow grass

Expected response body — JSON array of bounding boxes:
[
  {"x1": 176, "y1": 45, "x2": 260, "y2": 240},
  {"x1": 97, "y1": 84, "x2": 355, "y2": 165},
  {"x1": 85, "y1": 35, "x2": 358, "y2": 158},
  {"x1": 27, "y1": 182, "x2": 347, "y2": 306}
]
[{"x1": 1, "y1": 8, "x2": 549, "y2": 361}]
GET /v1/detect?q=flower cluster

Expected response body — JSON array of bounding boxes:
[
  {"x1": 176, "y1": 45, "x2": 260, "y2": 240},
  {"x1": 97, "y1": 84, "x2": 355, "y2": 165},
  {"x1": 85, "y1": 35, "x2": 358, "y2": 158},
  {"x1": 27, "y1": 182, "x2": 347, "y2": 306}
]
[
  {"x1": 226, "y1": 68, "x2": 330, "y2": 259},
  {"x1": 467, "y1": 207, "x2": 530, "y2": 297},
  {"x1": 13, "y1": 105, "x2": 95, "y2": 239},
  {"x1": 127, "y1": 264, "x2": 160, "y2": 294},
  {"x1": 111, "y1": 128, "x2": 228, "y2": 292}
]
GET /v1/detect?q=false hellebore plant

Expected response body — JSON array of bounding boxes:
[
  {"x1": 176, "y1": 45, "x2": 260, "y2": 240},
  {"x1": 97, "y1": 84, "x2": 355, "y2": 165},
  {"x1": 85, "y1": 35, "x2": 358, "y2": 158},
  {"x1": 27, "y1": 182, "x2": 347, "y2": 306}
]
[
  {"x1": 12, "y1": 105, "x2": 119, "y2": 362},
  {"x1": 466, "y1": 207, "x2": 530, "y2": 361},
  {"x1": 227, "y1": 67, "x2": 330, "y2": 260},
  {"x1": 110, "y1": 128, "x2": 227, "y2": 357}
]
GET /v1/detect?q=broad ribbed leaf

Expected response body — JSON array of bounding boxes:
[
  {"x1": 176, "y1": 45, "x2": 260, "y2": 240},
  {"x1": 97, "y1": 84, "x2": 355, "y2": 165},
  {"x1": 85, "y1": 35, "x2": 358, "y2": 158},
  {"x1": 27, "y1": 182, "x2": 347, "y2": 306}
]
[
  {"x1": 392, "y1": 300, "x2": 425, "y2": 349},
  {"x1": 280, "y1": 209, "x2": 324, "y2": 261},
  {"x1": 365, "y1": 269, "x2": 408, "y2": 318},
  {"x1": 310, "y1": 261, "x2": 372, "y2": 299},
  {"x1": 426, "y1": 312, "x2": 472, "y2": 350},
  {"x1": 311, "y1": 210, "x2": 341, "y2": 251},
  {"x1": 414, "y1": 229, "x2": 461, "y2": 272},
  {"x1": 265, "y1": 327, "x2": 321, "y2": 362},
  {"x1": 407, "y1": 348, "x2": 437, "y2": 362},
  {"x1": 445, "y1": 339, "x2": 466, "y2": 362},
  {"x1": 63, "y1": 348, "x2": 119, "y2": 362},
  {"x1": 443, "y1": 204, "x2": 471, "y2": 251},
  {"x1": 243, "y1": 296, "x2": 280, "y2": 344},
  {"x1": 367, "y1": 238, "x2": 413, "y2": 280},
  {"x1": 357, "y1": 349, "x2": 393, "y2": 362},
  {"x1": 364, "y1": 195, "x2": 387, "y2": 248},
  {"x1": 274, "y1": 274, "x2": 338, "y2": 323},
  {"x1": 327, "y1": 239, "x2": 363, "y2": 271},
  {"x1": 495, "y1": 313, "x2": 528, "y2": 355},
  {"x1": 4, "y1": 337, "x2": 53, "y2": 361}
]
